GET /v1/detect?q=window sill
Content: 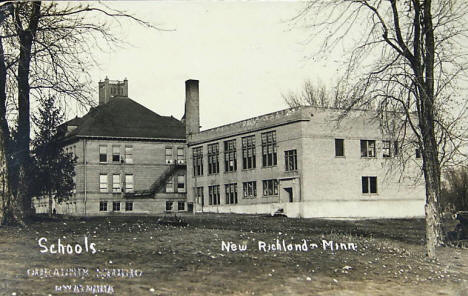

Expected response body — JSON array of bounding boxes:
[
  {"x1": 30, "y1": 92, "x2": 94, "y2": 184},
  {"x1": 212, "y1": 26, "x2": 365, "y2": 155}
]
[
  {"x1": 242, "y1": 168, "x2": 257, "y2": 171},
  {"x1": 262, "y1": 165, "x2": 278, "y2": 169},
  {"x1": 285, "y1": 169, "x2": 299, "y2": 173},
  {"x1": 262, "y1": 195, "x2": 278, "y2": 198},
  {"x1": 335, "y1": 156, "x2": 345, "y2": 159},
  {"x1": 361, "y1": 157, "x2": 377, "y2": 159}
]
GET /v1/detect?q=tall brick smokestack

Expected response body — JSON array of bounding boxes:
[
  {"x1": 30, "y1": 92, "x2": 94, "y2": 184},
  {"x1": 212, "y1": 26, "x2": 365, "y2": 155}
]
[{"x1": 185, "y1": 79, "x2": 200, "y2": 135}]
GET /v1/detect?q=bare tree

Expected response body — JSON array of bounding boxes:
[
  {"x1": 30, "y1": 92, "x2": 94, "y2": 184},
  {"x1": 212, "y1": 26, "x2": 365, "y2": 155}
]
[
  {"x1": 0, "y1": 1, "x2": 155, "y2": 225},
  {"x1": 294, "y1": 1, "x2": 468, "y2": 258},
  {"x1": 282, "y1": 80, "x2": 348, "y2": 108}
]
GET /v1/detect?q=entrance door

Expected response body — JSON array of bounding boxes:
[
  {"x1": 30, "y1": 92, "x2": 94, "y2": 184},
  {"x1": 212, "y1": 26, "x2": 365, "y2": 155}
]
[{"x1": 284, "y1": 187, "x2": 293, "y2": 203}]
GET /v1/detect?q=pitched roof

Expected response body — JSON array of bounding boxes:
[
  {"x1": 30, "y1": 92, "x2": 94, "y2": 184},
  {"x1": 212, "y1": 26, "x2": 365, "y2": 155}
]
[{"x1": 64, "y1": 97, "x2": 185, "y2": 140}]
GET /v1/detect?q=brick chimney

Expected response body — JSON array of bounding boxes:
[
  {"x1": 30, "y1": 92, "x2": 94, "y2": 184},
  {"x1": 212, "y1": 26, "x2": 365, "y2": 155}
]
[
  {"x1": 185, "y1": 79, "x2": 200, "y2": 135},
  {"x1": 98, "y1": 77, "x2": 128, "y2": 105}
]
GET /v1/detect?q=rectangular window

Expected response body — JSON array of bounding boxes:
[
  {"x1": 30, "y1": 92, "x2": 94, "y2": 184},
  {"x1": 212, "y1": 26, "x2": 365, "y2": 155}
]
[
  {"x1": 208, "y1": 185, "x2": 220, "y2": 205},
  {"x1": 166, "y1": 201, "x2": 173, "y2": 211},
  {"x1": 125, "y1": 146, "x2": 133, "y2": 164},
  {"x1": 178, "y1": 201, "x2": 185, "y2": 211},
  {"x1": 195, "y1": 186, "x2": 204, "y2": 206},
  {"x1": 193, "y1": 147, "x2": 203, "y2": 176},
  {"x1": 125, "y1": 201, "x2": 133, "y2": 211},
  {"x1": 285, "y1": 149, "x2": 297, "y2": 171},
  {"x1": 99, "y1": 145, "x2": 107, "y2": 163},
  {"x1": 225, "y1": 183, "x2": 238, "y2": 204},
  {"x1": 112, "y1": 174, "x2": 121, "y2": 193},
  {"x1": 99, "y1": 201, "x2": 107, "y2": 211},
  {"x1": 207, "y1": 143, "x2": 220, "y2": 174},
  {"x1": 177, "y1": 175, "x2": 185, "y2": 192},
  {"x1": 125, "y1": 174, "x2": 134, "y2": 193},
  {"x1": 360, "y1": 140, "x2": 376, "y2": 158},
  {"x1": 112, "y1": 201, "x2": 120, "y2": 211},
  {"x1": 177, "y1": 147, "x2": 184, "y2": 159},
  {"x1": 362, "y1": 176, "x2": 378, "y2": 194},
  {"x1": 166, "y1": 147, "x2": 173, "y2": 163},
  {"x1": 261, "y1": 131, "x2": 277, "y2": 167},
  {"x1": 166, "y1": 177, "x2": 174, "y2": 193},
  {"x1": 224, "y1": 139, "x2": 237, "y2": 172},
  {"x1": 382, "y1": 141, "x2": 391, "y2": 158},
  {"x1": 335, "y1": 139, "x2": 344, "y2": 157},
  {"x1": 243, "y1": 181, "x2": 257, "y2": 198},
  {"x1": 416, "y1": 148, "x2": 421, "y2": 159},
  {"x1": 262, "y1": 179, "x2": 278, "y2": 196},
  {"x1": 112, "y1": 146, "x2": 120, "y2": 163},
  {"x1": 242, "y1": 135, "x2": 256, "y2": 169},
  {"x1": 99, "y1": 174, "x2": 108, "y2": 193}
]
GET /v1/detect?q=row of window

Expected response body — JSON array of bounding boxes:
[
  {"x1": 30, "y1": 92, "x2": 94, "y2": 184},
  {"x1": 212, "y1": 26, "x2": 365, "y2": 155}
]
[
  {"x1": 166, "y1": 201, "x2": 185, "y2": 211},
  {"x1": 99, "y1": 201, "x2": 133, "y2": 212},
  {"x1": 100, "y1": 145, "x2": 133, "y2": 164},
  {"x1": 194, "y1": 131, "x2": 298, "y2": 176},
  {"x1": 194, "y1": 176, "x2": 379, "y2": 206},
  {"x1": 100, "y1": 174, "x2": 134, "y2": 193},
  {"x1": 98, "y1": 145, "x2": 185, "y2": 164},
  {"x1": 194, "y1": 179, "x2": 280, "y2": 206},
  {"x1": 336, "y1": 139, "x2": 421, "y2": 159}
]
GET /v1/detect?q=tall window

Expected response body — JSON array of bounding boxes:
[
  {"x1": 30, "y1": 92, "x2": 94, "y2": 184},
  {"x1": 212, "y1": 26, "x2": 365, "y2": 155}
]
[
  {"x1": 360, "y1": 140, "x2": 376, "y2": 158},
  {"x1": 261, "y1": 131, "x2": 277, "y2": 167},
  {"x1": 195, "y1": 186, "x2": 204, "y2": 206},
  {"x1": 112, "y1": 146, "x2": 120, "y2": 163},
  {"x1": 224, "y1": 139, "x2": 237, "y2": 172},
  {"x1": 285, "y1": 149, "x2": 297, "y2": 171},
  {"x1": 166, "y1": 201, "x2": 173, "y2": 211},
  {"x1": 225, "y1": 183, "x2": 238, "y2": 204},
  {"x1": 125, "y1": 174, "x2": 134, "y2": 193},
  {"x1": 362, "y1": 176, "x2": 377, "y2": 194},
  {"x1": 394, "y1": 141, "x2": 399, "y2": 156},
  {"x1": 177, "y1": 147, "x2": 185, "y2": 161},
  {"x1": 125, "y1": 201, "x2": 133, "y2": 211},
  {"x1": 99, "y1": 201, "x2": 107, "y2": 211},
  {"x1": 208, "y1": 185, "x2": 220, "y2": 205},
  {"x1": 193, "y1": 147, "x2": 203, "y2": 176},
  {"x1": 207, "y1": 143, "x2": 219, "y2": 174},
  {"x1": 112, "y1": 174, "x2": 121, "y2": 193},
  {"x1": 112, "y1": 201, "x2": 120, "y2": 211},
  {"x1": 177, "y1": 175, "x2": 186, "y2": 193},
  {"x1": 166, "y1": 177, "x2": 174, "y2": 193},
  {"x1": 263, "y1": 179, "x2": 278, "y2": 196},
  {"x1": 382, "y1": 141, "x2": 391, "y2": 158},
  {"x1": 99, "y1": 145, "x2": 107, "y2": 163},
  {"x1": 99, "y1": 174, "x2": 108, "y2": 193},
  {"x1": 335, "y1": 139, "x2": 344, "y2": 157},
  {"x1": 166, "y1": 147, "x2": 173, "y2": 163},
  {"x1": 243, "y1": 181, "x2": 257, "y2": 198},
  {"x1": 242, "y1": 135, "x2": 256, "y2": 169},
  {"x1": 125, "y1": 146, "x2": 133, "y2": 164}
]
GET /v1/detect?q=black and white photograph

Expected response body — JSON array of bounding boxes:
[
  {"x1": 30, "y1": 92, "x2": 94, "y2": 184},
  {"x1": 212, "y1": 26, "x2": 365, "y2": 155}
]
[{"x1": 0, "y1": 0, "x2": 467, "y2": 295}]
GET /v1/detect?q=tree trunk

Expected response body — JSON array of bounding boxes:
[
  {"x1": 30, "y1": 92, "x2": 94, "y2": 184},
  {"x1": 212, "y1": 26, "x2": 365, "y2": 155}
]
[{"x1": 13, "y1": 2, "x2": 42, "y2": 224}]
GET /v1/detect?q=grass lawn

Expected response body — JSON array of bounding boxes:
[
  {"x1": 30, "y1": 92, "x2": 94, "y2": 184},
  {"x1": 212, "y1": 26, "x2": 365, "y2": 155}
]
[{"x1": 0, "y1": 213, "x2": 467, "y2": 295}]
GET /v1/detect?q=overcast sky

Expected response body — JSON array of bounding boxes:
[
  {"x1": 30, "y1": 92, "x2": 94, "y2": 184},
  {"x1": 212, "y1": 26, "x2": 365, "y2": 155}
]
[{"x1": 86, "y1": 1, "x2": 343, "y2": 130}]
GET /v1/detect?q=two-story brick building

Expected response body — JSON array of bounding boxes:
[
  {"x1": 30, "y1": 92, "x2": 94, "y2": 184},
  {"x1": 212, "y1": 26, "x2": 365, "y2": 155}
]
[
  {"x1": 34, "y1": 78, "x2": 188, "y2": 216},
  {"x1": 185, "y1": 80, "x2": 426, "y2": 218}
]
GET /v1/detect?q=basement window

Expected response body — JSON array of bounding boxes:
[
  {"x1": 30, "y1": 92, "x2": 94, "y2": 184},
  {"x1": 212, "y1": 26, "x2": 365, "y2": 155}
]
[
  {"x1": 99, "y1": 201, "x2": 108, "y2": 211},
  {"x1": 125, "y1": 201, "x2": 133, "y2": 211}
]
